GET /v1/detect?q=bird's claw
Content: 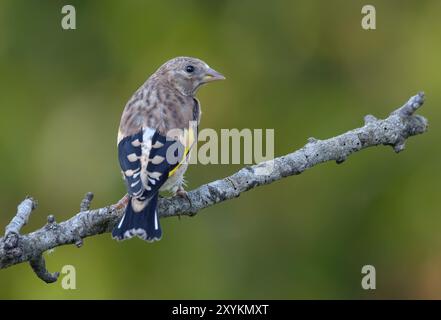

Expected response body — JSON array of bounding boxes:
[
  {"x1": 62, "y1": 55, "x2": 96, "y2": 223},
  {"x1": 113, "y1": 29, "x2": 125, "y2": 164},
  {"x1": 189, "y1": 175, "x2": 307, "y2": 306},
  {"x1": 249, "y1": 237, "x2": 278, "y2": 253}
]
[
  {"x1": 113, "y1": 194, "x2": 130, "y2": 210},
  {"x1": 174, "y1": 187, "x2": 193, "y2": 215},
  {"x1": 175, "y1": 187, "x2": 188, "y2": 198}
]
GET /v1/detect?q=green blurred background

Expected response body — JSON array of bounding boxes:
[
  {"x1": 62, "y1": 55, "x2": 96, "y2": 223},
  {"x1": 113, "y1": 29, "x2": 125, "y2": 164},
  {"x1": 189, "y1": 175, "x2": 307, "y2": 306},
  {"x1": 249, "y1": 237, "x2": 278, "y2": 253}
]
[{"x1": 0, "y1": 0, "x2": 440, "y2": 299}]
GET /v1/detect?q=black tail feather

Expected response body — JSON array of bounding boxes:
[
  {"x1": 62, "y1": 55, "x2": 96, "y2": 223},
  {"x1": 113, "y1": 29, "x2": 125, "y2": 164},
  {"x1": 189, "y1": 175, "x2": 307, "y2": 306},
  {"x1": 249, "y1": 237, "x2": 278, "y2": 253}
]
[{"x1": 112, "y1": 193, "x2": 161, "y2": 242}]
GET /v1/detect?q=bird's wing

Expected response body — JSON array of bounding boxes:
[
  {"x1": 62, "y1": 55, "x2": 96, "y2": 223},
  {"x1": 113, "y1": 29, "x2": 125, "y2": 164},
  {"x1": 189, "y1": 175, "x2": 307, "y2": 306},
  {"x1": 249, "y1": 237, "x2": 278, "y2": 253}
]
[
  {"x1": 118, "y1": 126, "x2": 193, "y2": 198},
  {"x1": 118, "y1": 129, "x2": 145, "y2": 197}
]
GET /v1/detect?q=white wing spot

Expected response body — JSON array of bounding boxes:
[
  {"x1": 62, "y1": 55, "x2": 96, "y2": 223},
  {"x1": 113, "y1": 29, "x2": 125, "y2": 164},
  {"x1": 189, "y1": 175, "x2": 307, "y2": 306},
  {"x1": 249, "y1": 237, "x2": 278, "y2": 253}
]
[
  {"x1": 127, "y1": 153, "x2": 138, "y2": 162},
  {"x1": 151, "y1": 155, "x2": 165, "y2": 164},
  {"x1": 124, "y1": 170, "x2": 134, "y2": 177},
  {"x1": 131, "y1": 139, "x2": 141, "y2": 147},
  {"x1": 152, "y1": 141, "x2": 164, "y2": 148},
  {"x1": 133, "y1": 189, "x2": 143, "y2": 196},
  {"x1": 131, "y1": 180, "x2": 140, "y2": 187},
  {"x1": 148, "y1": 171, "x2": 162, "y2": 179}
]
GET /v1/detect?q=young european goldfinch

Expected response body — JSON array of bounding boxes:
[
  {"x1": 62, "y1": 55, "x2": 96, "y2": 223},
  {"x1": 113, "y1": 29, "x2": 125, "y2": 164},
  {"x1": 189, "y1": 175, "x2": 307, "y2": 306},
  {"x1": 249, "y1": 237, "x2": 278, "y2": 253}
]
[{"x1": 112, "y1": 57, "x2": 225, "y2": 242}]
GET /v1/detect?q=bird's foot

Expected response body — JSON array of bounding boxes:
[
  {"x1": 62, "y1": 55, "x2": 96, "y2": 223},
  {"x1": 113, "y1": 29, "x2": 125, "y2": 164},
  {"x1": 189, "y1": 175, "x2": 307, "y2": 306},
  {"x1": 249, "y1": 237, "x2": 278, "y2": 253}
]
[
  {"x1": 113, "y1": 194, "x2": 130, "y2": 210},
  {"x1": 175, "y1": 187, "x2": 188, "y2": 198},
  {"x1": 174, "y1": 186, "x2": 194, "y2": 216}
]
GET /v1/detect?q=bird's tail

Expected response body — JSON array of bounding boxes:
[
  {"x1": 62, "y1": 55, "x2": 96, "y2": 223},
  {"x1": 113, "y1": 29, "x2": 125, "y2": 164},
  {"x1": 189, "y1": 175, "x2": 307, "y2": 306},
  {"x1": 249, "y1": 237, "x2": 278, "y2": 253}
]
[{"x1": 112, "y1": 193, "x2": 161, "y2": 242}]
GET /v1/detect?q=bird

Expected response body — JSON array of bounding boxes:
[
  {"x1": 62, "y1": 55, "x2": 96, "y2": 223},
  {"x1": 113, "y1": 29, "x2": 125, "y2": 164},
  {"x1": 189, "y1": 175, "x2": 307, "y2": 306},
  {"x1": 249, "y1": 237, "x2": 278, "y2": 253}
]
[{"x1": 112, "y1": 57, "x2": 225, "y2": 242}]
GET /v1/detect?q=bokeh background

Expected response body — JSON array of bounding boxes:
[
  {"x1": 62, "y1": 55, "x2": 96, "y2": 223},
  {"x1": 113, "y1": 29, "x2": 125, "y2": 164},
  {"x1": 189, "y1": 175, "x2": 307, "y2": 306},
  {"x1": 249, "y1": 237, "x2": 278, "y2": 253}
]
[{"x1": 0, "y1": 0, "x2": 440, "y2": 299}]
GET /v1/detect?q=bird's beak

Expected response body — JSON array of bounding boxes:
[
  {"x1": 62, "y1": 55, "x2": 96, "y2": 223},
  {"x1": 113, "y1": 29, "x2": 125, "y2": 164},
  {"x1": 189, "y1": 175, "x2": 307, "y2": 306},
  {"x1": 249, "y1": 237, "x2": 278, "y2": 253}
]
[{"x1": 203, "y1": 68, "x2": 226, "y2": 82}]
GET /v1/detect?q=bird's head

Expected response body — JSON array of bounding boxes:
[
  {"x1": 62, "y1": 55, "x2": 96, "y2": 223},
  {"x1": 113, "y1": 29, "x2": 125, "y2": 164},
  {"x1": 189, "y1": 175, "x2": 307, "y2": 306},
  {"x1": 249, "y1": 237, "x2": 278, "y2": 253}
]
[{"x1": 157, "y1": 57, "x2": 225, "y2": 96}]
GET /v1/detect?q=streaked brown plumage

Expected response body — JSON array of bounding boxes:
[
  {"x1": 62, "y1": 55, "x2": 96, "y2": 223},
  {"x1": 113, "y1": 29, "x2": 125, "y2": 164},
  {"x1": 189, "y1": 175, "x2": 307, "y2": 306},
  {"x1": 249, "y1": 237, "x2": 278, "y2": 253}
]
[
  {"x1": 119, "y1": 57, "x2": 224, "y2": 139},
  {"x1": 112, "y1": 57, "x2": 225, "y2": 241}
]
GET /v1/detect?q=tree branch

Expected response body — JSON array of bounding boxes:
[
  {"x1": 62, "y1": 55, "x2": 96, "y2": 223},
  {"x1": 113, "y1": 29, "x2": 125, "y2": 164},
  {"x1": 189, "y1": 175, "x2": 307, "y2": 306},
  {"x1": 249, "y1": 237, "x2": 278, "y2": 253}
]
[{"x1": 0, "y1": 92, "x2": 429, "y2": 283}]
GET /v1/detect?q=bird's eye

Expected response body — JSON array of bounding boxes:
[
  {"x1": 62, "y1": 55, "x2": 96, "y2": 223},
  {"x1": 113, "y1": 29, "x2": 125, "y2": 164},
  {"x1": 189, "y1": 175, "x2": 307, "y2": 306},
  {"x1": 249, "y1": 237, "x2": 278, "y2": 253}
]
[{"x1": 185, "y1": 65, "x2": 195, "y2": 73}]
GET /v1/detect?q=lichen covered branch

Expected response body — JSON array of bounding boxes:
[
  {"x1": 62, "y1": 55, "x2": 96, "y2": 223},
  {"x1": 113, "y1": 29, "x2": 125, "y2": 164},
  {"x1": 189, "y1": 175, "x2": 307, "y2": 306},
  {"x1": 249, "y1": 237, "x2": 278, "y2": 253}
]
[
  {"x1": 29, "y1": 255, "x2": 60, "y2": 283},
  {"x1": 0, "y1": 92, "x2": 429, "y2": 283},
  {"x1": 4, "y1": 197, "x2": 36, "y2": 237}
]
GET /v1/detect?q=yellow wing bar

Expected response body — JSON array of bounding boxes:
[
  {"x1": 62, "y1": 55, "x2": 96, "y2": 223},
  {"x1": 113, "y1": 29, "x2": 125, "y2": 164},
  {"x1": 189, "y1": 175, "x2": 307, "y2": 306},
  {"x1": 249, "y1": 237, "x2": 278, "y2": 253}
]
[{"x1": 168, "y1": 126, "x2": 195, "y2": 177}]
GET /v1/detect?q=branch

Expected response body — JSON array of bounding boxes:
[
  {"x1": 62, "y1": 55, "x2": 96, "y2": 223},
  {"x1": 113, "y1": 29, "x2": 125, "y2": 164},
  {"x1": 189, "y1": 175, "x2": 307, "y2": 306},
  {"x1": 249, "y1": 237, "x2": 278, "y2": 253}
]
[
  {"x1": 0, "y1": 92, "x2": 429, "y2": 282},
  {"x1": 3, "y1": 197, "x2": 36, "y2": 258}
]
